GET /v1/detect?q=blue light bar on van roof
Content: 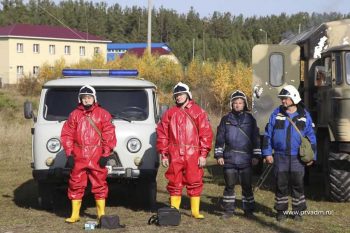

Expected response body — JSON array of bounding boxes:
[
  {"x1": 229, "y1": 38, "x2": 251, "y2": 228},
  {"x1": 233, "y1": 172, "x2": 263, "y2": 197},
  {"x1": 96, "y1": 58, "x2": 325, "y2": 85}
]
[{"x1": 62, "y1": 69, "x2": 138, "y2": 77}]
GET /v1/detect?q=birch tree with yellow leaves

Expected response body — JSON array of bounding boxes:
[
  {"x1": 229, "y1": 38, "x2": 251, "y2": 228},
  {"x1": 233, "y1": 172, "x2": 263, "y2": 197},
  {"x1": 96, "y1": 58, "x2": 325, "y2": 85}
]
[
  {"x1": 210, "y1": 60, "x2": 252, "y2": 115},
  {"x1": 211, "y1": 60, "x2": 233, "y2": 116}
]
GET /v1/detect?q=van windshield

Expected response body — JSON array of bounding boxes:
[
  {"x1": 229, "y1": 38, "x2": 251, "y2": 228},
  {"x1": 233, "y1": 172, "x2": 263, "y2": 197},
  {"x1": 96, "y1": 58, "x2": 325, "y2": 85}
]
[{"x1": 44, "y1": 88, "x2": 149, "y2": 121}]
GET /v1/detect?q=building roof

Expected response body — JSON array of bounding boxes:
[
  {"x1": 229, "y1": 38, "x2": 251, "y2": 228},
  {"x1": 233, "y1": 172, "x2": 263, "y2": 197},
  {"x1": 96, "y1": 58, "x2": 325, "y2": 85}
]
[
  {"x1": 108, "y1": 42, "x2": 171, "y2": 51},
  {"x1": 0, "y1": 24, "x2": 111, "y2": 42},
  {"x1": 123, "y1": 47, "x2": 171, "y2": 58}
]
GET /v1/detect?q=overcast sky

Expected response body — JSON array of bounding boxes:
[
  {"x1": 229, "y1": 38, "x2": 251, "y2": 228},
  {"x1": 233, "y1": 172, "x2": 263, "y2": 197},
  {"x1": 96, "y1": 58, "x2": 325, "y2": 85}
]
[{"x1": 110, "y1": 0, "x2": 350, "y2": 17}]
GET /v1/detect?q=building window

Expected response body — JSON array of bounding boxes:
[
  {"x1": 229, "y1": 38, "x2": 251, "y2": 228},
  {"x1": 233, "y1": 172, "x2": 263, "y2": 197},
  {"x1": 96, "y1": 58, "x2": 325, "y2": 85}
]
[
  {"x1": 49, "y1": 45, "x2": 55, "y2": 55},
  {"x1": 33, "y1": 44, "x2": 40, "y2": 53},
  {"x1": 17, "y1": 66, "x2": 24, "y2": 75},
  {"x1": 80, "y1": 46, "x2": 86, "y2": 56},
  {"x1": 64, "y1": 45, "x2": 71, "y2": 55},
  {"x1": 33, "y1": 66, "x2": 39, "y2": 76},
  {"x1": 94, "y1": 47, "x2": 100, "y2": 54},
  {"x1": 17, "y1": 43, "x2": 23, "y2": 53}
]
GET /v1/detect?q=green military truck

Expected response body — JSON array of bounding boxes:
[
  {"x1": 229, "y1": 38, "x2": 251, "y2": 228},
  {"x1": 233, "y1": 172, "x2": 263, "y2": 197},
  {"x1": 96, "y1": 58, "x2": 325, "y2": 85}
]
[{"x1": 252, "y1": 19, "x2": 350, "y2": 202}]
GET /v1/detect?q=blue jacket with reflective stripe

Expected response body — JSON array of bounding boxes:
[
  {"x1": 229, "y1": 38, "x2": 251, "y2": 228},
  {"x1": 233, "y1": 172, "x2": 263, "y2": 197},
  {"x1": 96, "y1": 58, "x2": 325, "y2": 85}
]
[
  {"x1": 262, "y1": 106, "x2": 317, "y2": 160},
  {"x1": 214, "y1": 111, "x2": 261, "y2": 168}
]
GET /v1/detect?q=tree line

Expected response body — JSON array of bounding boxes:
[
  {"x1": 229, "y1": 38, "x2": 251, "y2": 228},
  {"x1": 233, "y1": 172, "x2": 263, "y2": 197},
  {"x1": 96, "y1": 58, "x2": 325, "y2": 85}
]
[{"x1": 1, "y1": 0, "x2": 349, "y2": 65}]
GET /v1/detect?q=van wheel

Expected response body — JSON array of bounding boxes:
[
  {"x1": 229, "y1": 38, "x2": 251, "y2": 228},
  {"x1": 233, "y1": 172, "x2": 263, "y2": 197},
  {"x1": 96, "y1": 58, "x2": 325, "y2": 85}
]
[
  {"x1": 138, "y1": 180, "x2": 157, "y2": 210},
  {"x1": 38, "y1": 182, "x2": 54, "y2": 210},
  {"x1": 144, "y1": 180, "x2": 157, "y2": 210},
  {"x1": 327, "y1": 152, "x2": 350, "y2": 202},
  {"x1": 130, "y1": 179, "x2": 157, "y2": 210}
]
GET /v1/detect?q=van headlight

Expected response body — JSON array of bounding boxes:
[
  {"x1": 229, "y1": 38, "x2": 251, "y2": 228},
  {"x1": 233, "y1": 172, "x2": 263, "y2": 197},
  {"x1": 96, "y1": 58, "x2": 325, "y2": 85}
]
[
  {"x1": 127, "y1": 138, "x2": 141, "y2": 153},
  {"x1": 46, "y1": 138, "x2": 61, "y2": 153}
]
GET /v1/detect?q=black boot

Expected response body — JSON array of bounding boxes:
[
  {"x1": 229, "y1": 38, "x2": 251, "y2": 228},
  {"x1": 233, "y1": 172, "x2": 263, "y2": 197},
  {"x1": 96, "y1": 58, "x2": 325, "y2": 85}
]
[
  {"x1": 293, "y1": 213, "x2": 303, "y2": 221},
  {"x1": 221, "y1": 211, "x2": 235, "y2": 219},
  {"x1": 276, "y1": 211, "x2": 286, "y2": 222},
  {"x1": 244, "y1": 210, "x2": 254, "y2": 218}
]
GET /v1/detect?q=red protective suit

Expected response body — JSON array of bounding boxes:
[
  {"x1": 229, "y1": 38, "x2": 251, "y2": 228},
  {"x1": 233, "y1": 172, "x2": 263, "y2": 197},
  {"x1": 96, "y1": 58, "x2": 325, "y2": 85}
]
[
  {"x1": 61, "y1": 103, "x2": 116, "y2": 200},
  {"x1": 156, "y1": 100, "x2": 213, "y2": 196}
]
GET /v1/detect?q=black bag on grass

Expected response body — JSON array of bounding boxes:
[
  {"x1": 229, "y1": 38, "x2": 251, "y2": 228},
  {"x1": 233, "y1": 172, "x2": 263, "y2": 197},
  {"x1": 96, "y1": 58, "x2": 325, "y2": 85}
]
[
  {"x1": 99, "y1": 215, "x2": 125, "y2": 229},
  {"x1": 148, "y1": 207, "x2": 181, "y2": 226}
]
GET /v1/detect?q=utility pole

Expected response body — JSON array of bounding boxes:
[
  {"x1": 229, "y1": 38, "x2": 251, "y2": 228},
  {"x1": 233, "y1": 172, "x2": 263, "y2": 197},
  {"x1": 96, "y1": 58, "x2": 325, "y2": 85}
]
[
  {"x1": 259, "y1": 28, "x2": 267, "y2": 44},
  {"x1": 202, "y1": 20, "x2": 208, "y2": 61},
  {"x1": 202, "y1": 30, "x2": 205, "y2": 61},
  {"x1": 147, "y1": 0, "x2": 152, "y2": 55},
  {"x1": 192, "y1": 38, "x2": 195, "y2": 60}
]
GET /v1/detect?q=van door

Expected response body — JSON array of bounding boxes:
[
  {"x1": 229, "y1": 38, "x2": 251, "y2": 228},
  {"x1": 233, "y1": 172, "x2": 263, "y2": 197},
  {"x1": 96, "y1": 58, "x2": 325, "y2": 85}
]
[{"x1": 252, "y1": 44, "x2": 300, "y2": 134}]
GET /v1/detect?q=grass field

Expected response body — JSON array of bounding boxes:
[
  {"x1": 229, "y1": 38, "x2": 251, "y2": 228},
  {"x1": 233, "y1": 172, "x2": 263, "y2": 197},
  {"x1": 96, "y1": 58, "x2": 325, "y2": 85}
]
[{"x1": 0, "y1": 89, "x2": 349, "y2": 233}]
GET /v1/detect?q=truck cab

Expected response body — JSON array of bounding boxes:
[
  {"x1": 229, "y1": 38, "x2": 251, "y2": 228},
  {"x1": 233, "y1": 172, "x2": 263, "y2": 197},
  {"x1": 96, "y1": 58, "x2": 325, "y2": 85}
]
[
  {"x1": 252, "y1": 19, "x2": 350, "y2": 202},
  {"x1": 24, "y1": 69, "x2": 160, "y2": 209}
]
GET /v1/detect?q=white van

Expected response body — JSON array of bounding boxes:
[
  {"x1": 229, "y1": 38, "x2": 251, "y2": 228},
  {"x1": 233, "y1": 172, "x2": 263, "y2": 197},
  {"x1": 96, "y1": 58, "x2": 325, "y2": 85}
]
[{"x1": 24, "y1": 69, "x2": 162, "y2": 209}]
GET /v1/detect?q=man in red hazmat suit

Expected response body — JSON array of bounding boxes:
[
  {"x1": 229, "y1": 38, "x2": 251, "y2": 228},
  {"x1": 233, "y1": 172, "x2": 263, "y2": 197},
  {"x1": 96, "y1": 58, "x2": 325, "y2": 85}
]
[
  {"x1": 156, "y1": 82, "x2": 213, "y2": 219},
  {"x1": 61, "y1": 85, "x2": 116, "y2": 223}
]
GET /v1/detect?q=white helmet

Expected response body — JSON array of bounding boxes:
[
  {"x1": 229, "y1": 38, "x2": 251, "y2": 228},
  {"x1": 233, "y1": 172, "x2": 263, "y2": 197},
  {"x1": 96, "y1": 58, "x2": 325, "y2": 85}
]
[
  {"x1": 78, "y1": 85, "x2": 97, "y2": 103},
  {"x1": 278, "y1": 85, "x2": 301, "y2": 104},
  {"x1": 173, "y1": 82, "x2": 192, "y2": 100},
  {"x1": 230, "y1": 90, "x2": 249, "y2": 111}
]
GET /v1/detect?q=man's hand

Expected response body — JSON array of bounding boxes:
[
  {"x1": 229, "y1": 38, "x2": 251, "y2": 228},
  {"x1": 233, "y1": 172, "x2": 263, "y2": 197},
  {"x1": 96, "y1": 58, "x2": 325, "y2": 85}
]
[
  {"x1": 98, "y1": 156, "x2": 109, "y2": 168},
  {"x1": 252, "y1": 158, "x2": 259, "y2": 166},
  {"x1": 162, "y1": 158, "x2": 169, "y2": 168},
  {"x1": 306, "y1": 160, "x2": 314, "y2": 166},
  {"x1": 198, "y1": 157, "x2": 206, "y2": 167},
  {"x1": 264, "y1": 155, "x2": 274, "y2": 164},
  {"x1": 217, "y1": 158, "x2": 224, "y2": 166}
]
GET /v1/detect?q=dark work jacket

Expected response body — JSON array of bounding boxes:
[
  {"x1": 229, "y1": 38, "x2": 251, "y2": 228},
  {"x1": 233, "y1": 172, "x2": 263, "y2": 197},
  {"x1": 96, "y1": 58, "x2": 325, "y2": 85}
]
[{"x1": 214, "y1": 111, "x2": 261, "y2": 169}]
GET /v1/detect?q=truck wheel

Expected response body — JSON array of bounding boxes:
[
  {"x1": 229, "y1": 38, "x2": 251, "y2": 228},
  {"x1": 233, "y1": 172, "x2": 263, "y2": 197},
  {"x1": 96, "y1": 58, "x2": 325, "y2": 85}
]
[
  {"x1": 38, "y1": 182, "x2": 54, "y2": 210},
  {"x1": 327, "y1": 152, "x2": 350, "y2": 202}
]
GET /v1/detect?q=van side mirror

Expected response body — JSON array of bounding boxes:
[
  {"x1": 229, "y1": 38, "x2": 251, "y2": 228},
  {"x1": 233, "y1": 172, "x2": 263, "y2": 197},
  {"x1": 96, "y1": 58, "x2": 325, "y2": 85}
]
[{"x1": 24, "y1": 100, "x2": 36, "y2": 121}]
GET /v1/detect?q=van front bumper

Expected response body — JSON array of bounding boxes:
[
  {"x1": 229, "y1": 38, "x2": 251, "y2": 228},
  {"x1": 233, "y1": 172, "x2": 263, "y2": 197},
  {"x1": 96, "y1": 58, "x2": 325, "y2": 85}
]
[
  {"x1": 33, "y1": 167, "x2": 156, "y2": 181},
  {"x1": 32, "y1": 168, "x2": 70, "y2": 182},
  {"x1": 107, "y1": 166, "x2": 140, "y2": 178}
]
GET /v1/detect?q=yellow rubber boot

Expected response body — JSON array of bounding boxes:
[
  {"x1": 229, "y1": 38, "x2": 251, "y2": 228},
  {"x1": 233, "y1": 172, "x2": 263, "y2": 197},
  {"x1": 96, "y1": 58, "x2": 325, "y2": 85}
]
[
  {"x1": 191, "y1": 197, "x2": 204, "y2": 219},
  {"x1": 96, "y1": 199, "x2": 106, "y2": 219},
  {"x1": 170, "y1": 196, "x2": 181, "y2": 209},
  {"x1": 65, "y1": 200, "x2": 82, "y2": 223}
]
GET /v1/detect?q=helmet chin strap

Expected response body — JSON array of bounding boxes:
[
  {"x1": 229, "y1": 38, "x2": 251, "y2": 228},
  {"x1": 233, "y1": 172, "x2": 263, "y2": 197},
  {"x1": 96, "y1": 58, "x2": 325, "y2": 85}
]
[
  {"x1": 83, "y1": 104, "x2": 93, "y2": 110},
  {"x1": 232, "y1": 109, "x2": 243, "y2": 114},
  {"x1": 283, "y1": 103, "x2": 296, "y2": 111}
]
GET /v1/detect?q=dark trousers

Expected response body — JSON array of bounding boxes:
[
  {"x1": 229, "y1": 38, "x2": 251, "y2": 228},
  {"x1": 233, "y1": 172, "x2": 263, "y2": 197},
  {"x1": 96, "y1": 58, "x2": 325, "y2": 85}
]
[
  {"x1": 274, "y1": 171, "x2": 307, "y2": 212},
  {"x1": 222, "y1": 167, "x2": 254, "y2": 213}
]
